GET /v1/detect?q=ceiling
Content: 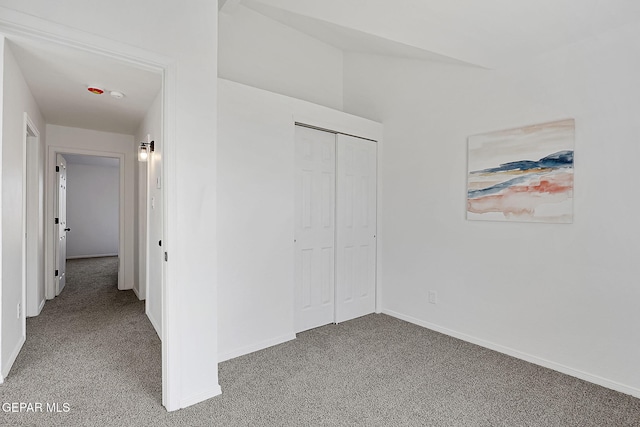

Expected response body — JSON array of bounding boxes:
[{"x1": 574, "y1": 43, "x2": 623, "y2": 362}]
[
  {"x1": 9, "y1": 1, "x2": 639, "y2": 133},
  {"x1": 240, "y1": 0, "x2": 473, "y2": 66},
  {"x1": 8, "y1": 36, "x2": 162, "y2": 135},
  {"x1": 228, "y1": 0, "x2": 640, "y2": 69}
]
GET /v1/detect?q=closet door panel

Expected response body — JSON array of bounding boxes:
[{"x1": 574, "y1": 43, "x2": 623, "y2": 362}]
[
  {"x1": 294, "y1": 126, "x2": 336, "y2": 333},
  {"x1": 336, "y1": 134, "x2": 377, "y2": 323}
]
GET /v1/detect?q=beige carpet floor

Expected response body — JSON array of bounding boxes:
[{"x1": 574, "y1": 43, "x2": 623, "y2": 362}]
[{"x1": 1, "y1": 257, "x2": 638, "y2": 426}]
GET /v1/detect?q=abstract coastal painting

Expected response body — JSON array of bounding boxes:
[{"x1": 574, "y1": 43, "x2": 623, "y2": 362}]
[{"x1": 467, "y1": 119, "x2": 574, "y2": 223}]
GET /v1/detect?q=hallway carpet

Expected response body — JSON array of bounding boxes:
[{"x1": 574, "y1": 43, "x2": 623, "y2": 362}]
[
  {"x1": 1, "y1": 257, "x2": 639, "y2": 426},
  {"x1": 0, "y1": 257, "x2": 162, "y2": 426}
]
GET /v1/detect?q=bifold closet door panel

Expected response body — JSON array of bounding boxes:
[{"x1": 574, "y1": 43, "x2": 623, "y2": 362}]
[
  {"x1": 294, "y1": 126, "x2": 336, "y2": 333},
  {"x1": 335, "y1": 134, "x2": 377, "y2": 323}
]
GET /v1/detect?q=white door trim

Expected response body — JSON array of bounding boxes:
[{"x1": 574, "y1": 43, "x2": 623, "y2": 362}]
[
  {"x1": 161, "y1": 61, "x2": 180, "y2": 410},
  {"x1": 22, "y1": 114, "x2": 40, "y2": 343},
  {"x1": 0, "y1": 9, "x2": 180, "y2": 410}
]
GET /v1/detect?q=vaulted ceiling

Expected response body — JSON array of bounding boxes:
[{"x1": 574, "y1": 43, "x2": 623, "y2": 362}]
[
  {"x1": 222, "y1": 0, "x2": 640, "y2": 68},
  {"x1": 8, "y1": 1, "x2": 640, "y2": 136}
]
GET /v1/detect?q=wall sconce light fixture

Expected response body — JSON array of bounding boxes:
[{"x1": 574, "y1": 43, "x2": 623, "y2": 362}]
[{"x1": 139, "y1": 140, "x2": 154, "y2": 162}]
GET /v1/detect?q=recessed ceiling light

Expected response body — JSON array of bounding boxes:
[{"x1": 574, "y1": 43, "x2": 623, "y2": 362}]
[
  {"x1": 110, "y1": 91, "x2": 125, "y2": 99},
  {"x1": 87, "y1": 86, "x2": 104, "y2": 95}
]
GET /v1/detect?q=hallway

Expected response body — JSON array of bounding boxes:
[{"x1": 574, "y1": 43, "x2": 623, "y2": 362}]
[{"x1": 1, "y1": 257, "x2": 163, "y2": 425}]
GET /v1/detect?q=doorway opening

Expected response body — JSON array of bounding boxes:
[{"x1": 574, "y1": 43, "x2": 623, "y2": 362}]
[
  {"x1": 3, "y1": 31, "x2": 165, "y2": 403},
  {"x1": 50, "y1": 152, "x2": 123, "y2": 298}
]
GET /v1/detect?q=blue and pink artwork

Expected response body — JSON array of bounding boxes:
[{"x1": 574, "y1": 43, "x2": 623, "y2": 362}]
[{"x1": 467, "y1": 119, "x2": 574, "y2": 223}]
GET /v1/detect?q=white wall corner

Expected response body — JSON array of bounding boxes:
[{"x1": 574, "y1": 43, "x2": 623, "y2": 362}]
[
  {"x1": 179, "y1": 385, "x2": 222, "y2": 410},
  {"x1": 218, "y1": 333, "x2": 296, "y2": 363},
  {"x1": 146, "y1": 307, "x2": 161, "y2": 339},
  {"x1": 219, "y1": 0, "x2": 242, "y2": 14},
  {"x1": 1, "y1": 335, "x2": 25, "y2": 380}
]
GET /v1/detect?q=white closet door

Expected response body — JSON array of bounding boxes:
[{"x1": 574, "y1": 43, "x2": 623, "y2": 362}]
[
  {"x1": 294, "y1": 126, "x2": 336, "y2": 333},
  {"x1": 336, "y1": 134, "x2": 377, "y2": 323}
]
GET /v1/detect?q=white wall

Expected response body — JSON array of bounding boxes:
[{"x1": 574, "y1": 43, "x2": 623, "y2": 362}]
[
  {"x1": 66, "y1": 160, "x2": 119, "y2": 258},
  {"x1": 1, "y1": 39, "x2": 46, "y2": 380},
  {"x1": 219, "y1": 5, "x2": 344, "y2": 111},
  {"x1": 134, "y1": 91, "x2": 162, "y2": 336},
  {"x1": 343, "y1": 22, "x2": 640, "y2": 397},
  {"x1": 217, "y1": 78, "x2": 381, "y2": 361},
  {"x1": 46, "y1": 125, "x2": 134, "y2": 290}
]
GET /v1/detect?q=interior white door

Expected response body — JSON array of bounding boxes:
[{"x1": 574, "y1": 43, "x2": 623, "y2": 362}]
[
  {"x1": 55, "y1": 154, "x2": 68, "y2": 296},
  {"x1": 294, "y1": 126, "x2": 336, "y2": 333},
  {"x1": 335, "y1": 134, "x2": 377, "y2": 323}
]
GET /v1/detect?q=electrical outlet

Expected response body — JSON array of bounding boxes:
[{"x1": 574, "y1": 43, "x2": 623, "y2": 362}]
[{"x1": 428, "y1": 291, "x2": 437, "y2": 305}]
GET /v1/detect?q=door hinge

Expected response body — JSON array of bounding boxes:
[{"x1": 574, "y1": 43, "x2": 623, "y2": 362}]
[
  {"x1": 164, "y1": 252, "x2": 168, "y2": 262},
  {"x1": 55, "y1": 217, "x2": 59, "y2": 224},
  {"x1": 56, "y1": 166, "x2": 60, "y2": 172},
  {"x1": 55, "y1": 269, "x2": 59, "y2": 277}
]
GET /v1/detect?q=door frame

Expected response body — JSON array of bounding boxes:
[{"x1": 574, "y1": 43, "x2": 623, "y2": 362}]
[
  {"x1": 0, "y1": 12, "x2": 180, "y2": 409},
  {"x1": 46, "y1": 147, "x2": 125, "y2": 298},
  {"x1": 22, "y1": 113, "x2": 40, "y2": 336}
]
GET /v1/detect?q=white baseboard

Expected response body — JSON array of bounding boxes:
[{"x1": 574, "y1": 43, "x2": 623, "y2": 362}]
[
  {"x1": 146, "y1": 309, "x2": 161, "y2": 339},
  {"x1": 27, "y1": 298, "x2": 46, "y2": 318},
  {"x1": 66, "y1": 253, "x2": 118, "y2": 259},
  {"x1": 26, "y1": 298, "x2": 46, "y2": 318},
  {"x1": 382, "y1": 309, "x2": 640, "y2": 399},
  {"x1": 132, "y1": 285, "x2": 141, "y2": 300},
  {"x1": 179, "y1": 385, "x2": 222, "y2": 409},
  {"x1": 218, "y1": 333, "x2": 296, "y2": 363},
  {"x1": 2, "y1": 335, "x2": 26, "y2": 379}
]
